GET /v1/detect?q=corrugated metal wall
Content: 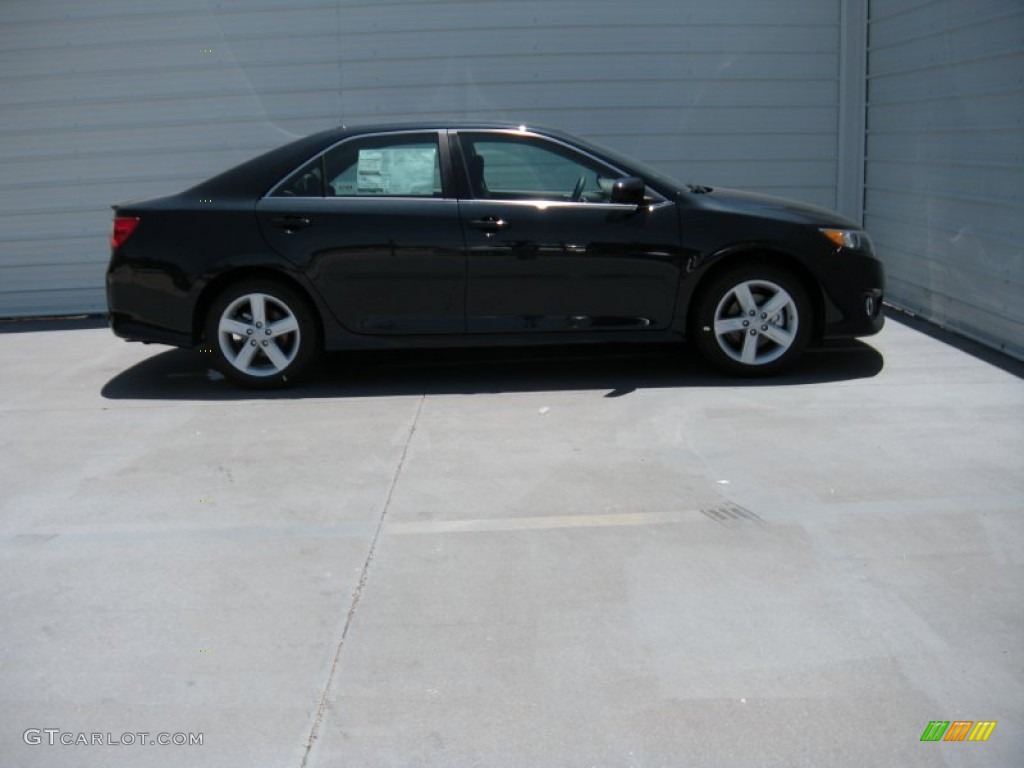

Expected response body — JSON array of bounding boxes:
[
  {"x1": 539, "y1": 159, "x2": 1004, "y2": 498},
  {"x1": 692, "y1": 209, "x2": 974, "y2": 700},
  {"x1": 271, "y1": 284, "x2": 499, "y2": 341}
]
[
  {"x1": 0, "y1": 0, "x2": 846, "y2": 318},
  {"x1": 865, "y1": 0, "x2": 1024, "y2": 359}
]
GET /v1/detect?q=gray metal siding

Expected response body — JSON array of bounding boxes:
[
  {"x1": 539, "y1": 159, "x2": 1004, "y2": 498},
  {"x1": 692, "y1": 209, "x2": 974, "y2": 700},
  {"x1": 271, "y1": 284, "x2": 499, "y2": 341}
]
[
  {"x1": 865, "y1": 0, "x2": 1024, "y2": 359},
  {"x1": 1, "y1": 0, "x2": 843, "y2": 318}
]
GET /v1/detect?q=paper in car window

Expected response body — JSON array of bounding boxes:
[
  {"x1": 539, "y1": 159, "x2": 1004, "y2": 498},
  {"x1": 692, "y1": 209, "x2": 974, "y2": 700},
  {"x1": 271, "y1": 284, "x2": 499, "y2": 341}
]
[{"x1": 351, "y1": 146, "x2": 437, "y2": 195}]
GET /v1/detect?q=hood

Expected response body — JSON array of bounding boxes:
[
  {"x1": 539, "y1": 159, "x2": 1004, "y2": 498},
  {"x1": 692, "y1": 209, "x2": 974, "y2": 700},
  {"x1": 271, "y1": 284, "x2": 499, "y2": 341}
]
[{"x1": 696, "y1": 187, "x2": 858, "y2": 229}]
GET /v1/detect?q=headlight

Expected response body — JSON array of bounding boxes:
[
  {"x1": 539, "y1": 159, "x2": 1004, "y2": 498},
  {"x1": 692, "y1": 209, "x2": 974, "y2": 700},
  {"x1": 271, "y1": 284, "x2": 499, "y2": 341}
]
[{"x1": 819, "y1": 228, "x2": 873, "y2": 251}]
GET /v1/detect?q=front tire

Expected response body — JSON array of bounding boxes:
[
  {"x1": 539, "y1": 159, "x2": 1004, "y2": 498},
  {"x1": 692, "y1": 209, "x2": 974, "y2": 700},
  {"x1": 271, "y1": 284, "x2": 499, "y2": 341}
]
[
  {"x1": 693, "y1": 265, "x2": 812, "y2": 375},
  {"x1": 205, "y1": 279, "x2": 319, "y2": 388}
]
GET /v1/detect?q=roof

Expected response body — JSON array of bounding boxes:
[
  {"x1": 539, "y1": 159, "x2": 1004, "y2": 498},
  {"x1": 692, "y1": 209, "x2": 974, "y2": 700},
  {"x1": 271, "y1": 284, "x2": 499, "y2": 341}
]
[{"x1": 187, "y1": 122, "x2": 575, "y2": 197}]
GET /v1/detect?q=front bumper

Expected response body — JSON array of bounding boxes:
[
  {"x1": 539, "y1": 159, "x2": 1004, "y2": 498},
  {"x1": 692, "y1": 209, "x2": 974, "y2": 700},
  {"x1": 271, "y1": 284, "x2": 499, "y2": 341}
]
[{"x1": 820, "y1": 252, "x2": 886, "y2": 339}]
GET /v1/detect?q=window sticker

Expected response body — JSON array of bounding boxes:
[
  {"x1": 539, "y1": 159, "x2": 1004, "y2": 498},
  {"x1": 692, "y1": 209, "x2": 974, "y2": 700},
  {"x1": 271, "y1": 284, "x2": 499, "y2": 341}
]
[{"x1": 345, "y1": 146, "x2": 437, "y2": 196}]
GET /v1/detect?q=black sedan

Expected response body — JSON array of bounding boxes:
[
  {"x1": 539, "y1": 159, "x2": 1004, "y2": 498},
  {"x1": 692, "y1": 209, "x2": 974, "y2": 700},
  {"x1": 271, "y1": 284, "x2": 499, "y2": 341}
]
[{"x1": 107, "y1": 123, "x2": 884, "y2": 387}]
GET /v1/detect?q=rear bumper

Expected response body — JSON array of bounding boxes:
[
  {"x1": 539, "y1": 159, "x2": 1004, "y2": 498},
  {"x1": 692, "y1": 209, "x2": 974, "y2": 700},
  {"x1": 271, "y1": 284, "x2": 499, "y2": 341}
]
[
  {"x1": 108, "y1": 312, "x2": 192, "y2": 347},
  {"x1": 106, "y1": 263, "x2": 195, "y2": 348}
]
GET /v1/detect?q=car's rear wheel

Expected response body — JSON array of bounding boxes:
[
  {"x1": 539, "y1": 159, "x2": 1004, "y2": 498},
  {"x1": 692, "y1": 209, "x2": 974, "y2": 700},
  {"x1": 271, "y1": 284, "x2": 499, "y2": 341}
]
[
  {"x1": 205, "y1": 279, "x2": 319, "y2": 388},
  {"x1": 693, "y1": 264, "x2": 812, "y2": 375}
]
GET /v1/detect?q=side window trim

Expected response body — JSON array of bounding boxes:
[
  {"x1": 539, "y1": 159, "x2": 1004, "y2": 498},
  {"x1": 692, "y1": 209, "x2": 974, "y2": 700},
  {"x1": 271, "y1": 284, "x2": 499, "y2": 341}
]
[{"x1": 266, "y1": 130, "x2": 452, "y2": 200}]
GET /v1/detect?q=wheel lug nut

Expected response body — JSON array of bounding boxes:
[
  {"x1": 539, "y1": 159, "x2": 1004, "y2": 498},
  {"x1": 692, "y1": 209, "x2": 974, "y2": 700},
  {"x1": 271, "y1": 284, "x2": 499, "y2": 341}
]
[
  {"x1": 250, "y1": 340, "x2": 256, "y2": 346},
  {"x1": 749, "y1": 310, "x2": 755, "y2": 316},
  {"x1": 742, "y1": 320, "x2": 749, "y2": 327},
  {"x1": 256, "y1": 322, "x2": 262, "y2": 328},
  {"x1": 749, "y1": 329, "x2": 757, "y2": 336},
  {"x1": 761, "y1": 325, "x2": 768, "y2": 331},
  {"x1": 262, "y1": 340, "x2": 268, "y2": 347},
  {"x1": 265, "y1": 329, "x2": 272, "y2": 335},
  {"x1": 246, "y1": 329, "x2": 253, "y2": 335},
  {"x1": 761, "y1": 313, "x2": 767, "y2": 319}
]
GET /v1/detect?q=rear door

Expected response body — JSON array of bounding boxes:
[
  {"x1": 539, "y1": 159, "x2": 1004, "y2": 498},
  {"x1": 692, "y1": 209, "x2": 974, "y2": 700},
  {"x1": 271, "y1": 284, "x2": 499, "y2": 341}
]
[
  {"x1": 256, "y1": 130, "x2": 465, "y2": 334},
  {"x1": 454, "y1": 130, "x2": 682, "y2": 333}
]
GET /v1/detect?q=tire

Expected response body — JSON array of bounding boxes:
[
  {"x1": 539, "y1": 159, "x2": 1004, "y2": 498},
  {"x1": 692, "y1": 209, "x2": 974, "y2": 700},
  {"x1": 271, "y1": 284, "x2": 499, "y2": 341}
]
[
  {"x1": 692, "y1": 264, "x2": 812, "y2": 375},
  {"x1": 204, "y1": 279, "x2": 319, "y2": 388}
]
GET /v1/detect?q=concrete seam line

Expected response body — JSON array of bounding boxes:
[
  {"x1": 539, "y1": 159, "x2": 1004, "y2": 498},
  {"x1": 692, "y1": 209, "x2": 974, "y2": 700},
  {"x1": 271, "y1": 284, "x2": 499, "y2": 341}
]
[{"x1": 298, "y1": 394, "x2": 425, "y2": 768}]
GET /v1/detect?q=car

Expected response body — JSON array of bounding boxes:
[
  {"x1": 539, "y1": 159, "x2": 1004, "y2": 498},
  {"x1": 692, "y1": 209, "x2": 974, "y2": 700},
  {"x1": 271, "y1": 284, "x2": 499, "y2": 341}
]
[{"x1": 107, "y1": 122, "x2": 884, "y2": 388}]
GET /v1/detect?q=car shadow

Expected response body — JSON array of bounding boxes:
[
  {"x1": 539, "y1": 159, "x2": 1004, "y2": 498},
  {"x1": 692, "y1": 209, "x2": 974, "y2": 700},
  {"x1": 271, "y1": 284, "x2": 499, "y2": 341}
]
[{"x1": 101, "y1": 340, "x2": 884, "y2": 401}]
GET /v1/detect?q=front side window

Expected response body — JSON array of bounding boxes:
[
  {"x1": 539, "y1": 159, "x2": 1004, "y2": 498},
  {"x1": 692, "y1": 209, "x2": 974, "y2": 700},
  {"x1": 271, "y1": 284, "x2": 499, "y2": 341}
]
[
  {"x1": 272, "y1": 133, "x2": 442, "y2": 198},
  {"x1": 459, "y1": 133, "x2": 619, "y2": 202}
]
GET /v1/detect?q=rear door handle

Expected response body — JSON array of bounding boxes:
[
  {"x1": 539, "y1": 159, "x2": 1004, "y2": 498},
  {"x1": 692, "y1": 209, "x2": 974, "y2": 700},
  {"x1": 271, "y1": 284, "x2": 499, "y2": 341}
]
[
  {"x1": 470, "y1": 216, "x2": 509, "y2": 234},
  {"x1": 271, "y1": 215, "x2": 312, "y2": 231}
]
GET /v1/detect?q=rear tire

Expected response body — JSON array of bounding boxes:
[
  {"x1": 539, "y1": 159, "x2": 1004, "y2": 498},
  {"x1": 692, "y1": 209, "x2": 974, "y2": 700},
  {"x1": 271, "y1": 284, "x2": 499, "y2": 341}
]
[
  {"x1": 204, "y1": 279, "x2": 319, "y2": 388},
  {"x1": 692, "y1": 264, "x2": 812, "y2": 375}
]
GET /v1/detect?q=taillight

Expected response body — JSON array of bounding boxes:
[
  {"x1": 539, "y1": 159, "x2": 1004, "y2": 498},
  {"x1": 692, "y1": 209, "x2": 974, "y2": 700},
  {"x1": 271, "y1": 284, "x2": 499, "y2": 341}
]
[{"x1": 111, "y1": 216, "x2": 140, "y2": 250}]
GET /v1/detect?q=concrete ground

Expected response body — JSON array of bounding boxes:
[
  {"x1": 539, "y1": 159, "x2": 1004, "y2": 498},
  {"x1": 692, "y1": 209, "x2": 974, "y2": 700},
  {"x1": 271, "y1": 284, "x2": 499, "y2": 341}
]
[{"x1": 0, "y1": 313, "x2": 1021, "y2": 768}]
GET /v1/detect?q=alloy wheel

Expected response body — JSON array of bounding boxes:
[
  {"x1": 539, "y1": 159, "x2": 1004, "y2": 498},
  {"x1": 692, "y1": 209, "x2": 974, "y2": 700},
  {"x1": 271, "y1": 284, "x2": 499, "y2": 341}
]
[
  {"x1": 216, "y1": 292, "x2": 301, "y2": 377},
  {"x1": 712, "y1": 279, "x2": 800, "y2": 366}
]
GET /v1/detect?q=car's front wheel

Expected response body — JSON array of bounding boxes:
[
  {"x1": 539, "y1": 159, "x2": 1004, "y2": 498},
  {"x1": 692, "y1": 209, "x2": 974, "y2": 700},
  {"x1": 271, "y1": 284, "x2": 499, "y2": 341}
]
[
  {"x1": 205, "y1": 279, "x2": 319, "y2": 388},
  {"x1": 693, "y1": 265, "x2": 812, "y2": 375}
]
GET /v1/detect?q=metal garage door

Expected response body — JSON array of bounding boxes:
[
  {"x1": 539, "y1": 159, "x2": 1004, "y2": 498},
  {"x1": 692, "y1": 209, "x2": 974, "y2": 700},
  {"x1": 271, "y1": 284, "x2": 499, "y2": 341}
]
[
  {"x1": 1, "y1": 0, "x2": 846, "y2": 318},
  {"x1": 865, "y1": 0, "x2": 1024, "y2": 359}
]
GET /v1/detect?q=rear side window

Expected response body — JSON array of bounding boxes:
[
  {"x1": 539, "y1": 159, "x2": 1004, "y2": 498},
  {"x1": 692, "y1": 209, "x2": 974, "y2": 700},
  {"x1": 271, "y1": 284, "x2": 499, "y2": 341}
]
[
  {"x1": 271, "y1": 133, "x2": 443, "y2": 198},
  {"x1": 272, "y1": 157, "x2": 323, "y2": 197}
]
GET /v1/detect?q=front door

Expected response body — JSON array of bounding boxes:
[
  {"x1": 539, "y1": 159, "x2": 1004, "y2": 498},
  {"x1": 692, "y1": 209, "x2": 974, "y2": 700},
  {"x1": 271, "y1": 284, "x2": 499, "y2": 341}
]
[{"x1": 455, "y1": 131, "x2": 682, "y2": 333}]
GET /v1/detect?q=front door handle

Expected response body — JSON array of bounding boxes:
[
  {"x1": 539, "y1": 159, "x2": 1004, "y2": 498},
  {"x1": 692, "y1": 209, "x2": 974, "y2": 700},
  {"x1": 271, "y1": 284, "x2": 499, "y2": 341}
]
[
  {"x1": 271, "y1": 215, "x2": 312, "y2": 232},
  {"x1": 470, "y1": 216, "x2": 509, "y2": 234}
]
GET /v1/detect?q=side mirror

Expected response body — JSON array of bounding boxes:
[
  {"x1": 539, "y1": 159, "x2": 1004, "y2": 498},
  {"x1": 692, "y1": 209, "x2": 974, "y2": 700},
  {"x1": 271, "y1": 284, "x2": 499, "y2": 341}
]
[{"x1": 610, "y1": 177, "x2": 645, "y2": 205}]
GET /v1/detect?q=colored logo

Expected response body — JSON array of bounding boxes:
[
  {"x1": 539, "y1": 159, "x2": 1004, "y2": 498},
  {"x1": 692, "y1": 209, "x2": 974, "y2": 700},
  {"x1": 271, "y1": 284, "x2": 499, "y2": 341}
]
[{"x1": 920, "y1": 721, "x2": 996, "y2": 742}]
